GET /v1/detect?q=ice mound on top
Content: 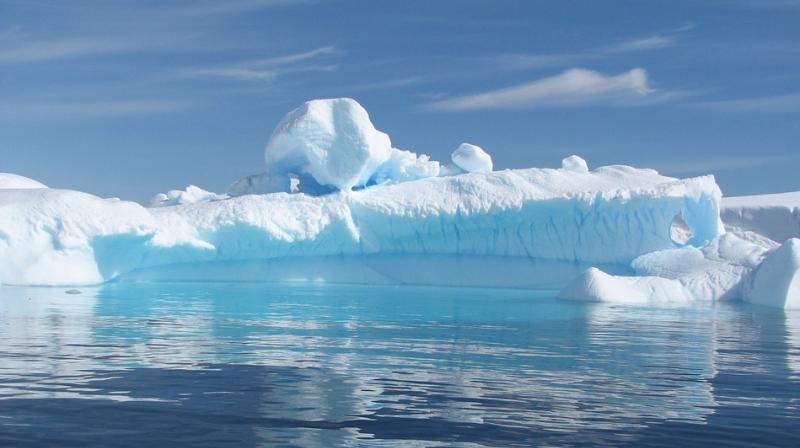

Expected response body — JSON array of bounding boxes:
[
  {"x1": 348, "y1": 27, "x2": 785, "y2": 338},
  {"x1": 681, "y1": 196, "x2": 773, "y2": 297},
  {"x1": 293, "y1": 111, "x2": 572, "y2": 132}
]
[
  {"x1": 561, "y1": 155, "x2": 589, "y2": 173},
  {"x1": 0, "y1": 173, "x2": 48, "y2": 189},
  {"x1": 451, "y1": 143, "x2": 493, "y2": 173},
  {"x1": 253, "y1": 98, "x2": 444, "y2": 195}
]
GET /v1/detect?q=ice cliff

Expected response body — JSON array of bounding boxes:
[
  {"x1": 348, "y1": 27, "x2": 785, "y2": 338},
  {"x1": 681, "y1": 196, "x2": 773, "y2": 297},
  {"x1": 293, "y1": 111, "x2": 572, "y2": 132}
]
[{"x1": 1, "y1": 98, "x2": 797, "y2": 308}]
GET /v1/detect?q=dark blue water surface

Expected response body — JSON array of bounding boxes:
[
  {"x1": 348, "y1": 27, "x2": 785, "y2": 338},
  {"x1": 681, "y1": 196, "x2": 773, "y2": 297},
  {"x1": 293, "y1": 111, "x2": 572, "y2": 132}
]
[{"x1": 0, "y1": 282, "x2": 798, "y2": 447}]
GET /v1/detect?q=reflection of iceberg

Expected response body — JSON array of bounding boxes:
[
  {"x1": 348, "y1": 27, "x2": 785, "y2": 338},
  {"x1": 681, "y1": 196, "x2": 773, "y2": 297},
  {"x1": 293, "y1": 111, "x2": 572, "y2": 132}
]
[
  {"x1": 581, "y1": 303, "x2": 717, "y2": 424},
  {"x1": 0, "y1": 286, "x2": 101, "y2": 400},
  {"x1": 785, "y1": 311, "x2": 800, "y2": 379}
]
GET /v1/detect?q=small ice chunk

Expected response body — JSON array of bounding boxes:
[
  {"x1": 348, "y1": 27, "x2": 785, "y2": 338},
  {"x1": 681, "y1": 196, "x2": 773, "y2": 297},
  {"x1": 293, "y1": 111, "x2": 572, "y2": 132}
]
[
  {"x1": 264, "y1": 98, "x2": 393, "y2": 192},
  {"x1": 561, "y1": 155, "x2": 589, "y2": 173},
  {"x1": 451, "y1": 143, "x2": 493, "y2": 173},
  {"x1": 371, "y1": 149, "x2": 441, "y2": 185},
  {"x1": 557, "y1": 267, "x2": 691, "y2": 304}
]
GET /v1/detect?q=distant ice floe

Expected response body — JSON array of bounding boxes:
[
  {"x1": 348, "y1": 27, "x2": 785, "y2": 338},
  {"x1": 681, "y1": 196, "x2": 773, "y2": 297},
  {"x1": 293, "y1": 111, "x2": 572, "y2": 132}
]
[
  {"x1": 1, "y1": 98, "x2": 799, "y2": 309},
  {"x1": 150, "y1": 185, "x2": 227, "y2": 207}
]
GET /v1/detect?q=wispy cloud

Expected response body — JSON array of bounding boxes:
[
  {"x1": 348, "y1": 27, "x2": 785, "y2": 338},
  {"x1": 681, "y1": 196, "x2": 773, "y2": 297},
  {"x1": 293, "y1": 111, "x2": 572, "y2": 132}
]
[
  {"x1": 604, "y1": 35, "x2": 677, "y2": 53},
  {"x1": 694, "y1": 92, "x2": 800, "y2": 113},
  {"x1": 429, "y1": 68, "x2": 653, "y2": 111},
  {"x1": 164, "y1": 0, "x2": 312, "y2": 16},
  {"x1": 0, "y1": 99, "x2": 193, "y2": 120},
  {"x1": 0, "y1": 36, "x2": 147, "y2": 65},
  {"x1": 0, "y1": 0, "x2": 312, "y2": 65},
  {"x1": 248, "y1": 46, "x2": 340, "y2": 66},
  {"x1": 184, "y1": 46, "x2": 341, "y2": 82},
  {"x1": 488, "y1": 26, "x2": 688, "y2": 71}
]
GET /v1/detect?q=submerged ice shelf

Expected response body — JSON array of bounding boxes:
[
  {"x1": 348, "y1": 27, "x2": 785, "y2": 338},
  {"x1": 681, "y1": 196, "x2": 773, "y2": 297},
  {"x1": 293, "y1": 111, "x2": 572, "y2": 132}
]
[{"x1": 1, "y1": 98, "x2": 798, "y2": 308}]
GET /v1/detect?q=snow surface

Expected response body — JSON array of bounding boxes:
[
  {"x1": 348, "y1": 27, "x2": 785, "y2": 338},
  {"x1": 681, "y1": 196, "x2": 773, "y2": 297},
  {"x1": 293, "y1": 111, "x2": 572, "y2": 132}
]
[
  {"x1": 722, "y1": 191, "x2": 800, "y2": 243},
  {"x1": 0, "y1": 173, "x2": 48, "y2": 190}
]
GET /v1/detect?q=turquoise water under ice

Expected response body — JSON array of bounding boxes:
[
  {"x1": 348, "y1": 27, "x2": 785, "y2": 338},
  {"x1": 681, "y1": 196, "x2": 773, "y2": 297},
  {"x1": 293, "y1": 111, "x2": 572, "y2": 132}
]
[{"x1": 0, "y1": 282, "x2": 799, "y2": 447}]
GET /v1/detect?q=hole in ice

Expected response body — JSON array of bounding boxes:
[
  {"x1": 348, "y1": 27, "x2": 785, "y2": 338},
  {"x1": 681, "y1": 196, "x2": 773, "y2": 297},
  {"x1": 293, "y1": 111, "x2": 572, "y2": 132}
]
[{"x1": 670, "y1": 212, "x2": 693, "y2": 245}]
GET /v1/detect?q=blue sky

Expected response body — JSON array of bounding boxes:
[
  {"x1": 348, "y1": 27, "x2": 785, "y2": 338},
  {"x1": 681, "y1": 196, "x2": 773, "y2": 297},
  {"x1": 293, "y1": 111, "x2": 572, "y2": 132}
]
[{"x1": 1, "y1": 0, "x2": 798, "y2": 202}]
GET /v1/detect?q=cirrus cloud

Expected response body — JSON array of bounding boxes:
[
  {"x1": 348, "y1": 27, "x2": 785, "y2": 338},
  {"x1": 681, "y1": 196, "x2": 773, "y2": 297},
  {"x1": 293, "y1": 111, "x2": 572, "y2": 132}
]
[{"x1": 429, "y1": 68, "x2": 653, "y2": 111}]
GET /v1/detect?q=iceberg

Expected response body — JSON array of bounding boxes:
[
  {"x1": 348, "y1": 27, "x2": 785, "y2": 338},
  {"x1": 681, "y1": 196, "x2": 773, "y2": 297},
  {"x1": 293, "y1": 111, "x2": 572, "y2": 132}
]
[
  {"x1": 559, "y1": 193, "x2": 800, "y2": 309},
  {"x1": 0, "y1": 163, "x2": 722, "y2": 287},
  {"x1": 722, "y1": 191, "x2": 800, "y2": 243},
  {"x1": 3, "y1": 97, "x2": 797, "y2": 308},
  {"x1": 558, "y1": 231, "x2": 778, "y2": 305}
]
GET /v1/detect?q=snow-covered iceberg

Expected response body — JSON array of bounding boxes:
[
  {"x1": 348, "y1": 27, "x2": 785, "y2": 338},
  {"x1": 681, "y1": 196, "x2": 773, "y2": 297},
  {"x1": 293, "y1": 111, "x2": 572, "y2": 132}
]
[
  {"x1": 722, "y1": 192, "x2": 800, "y2": 244},
  {"x1": 560, "y1": 193, "x2": 800, "y2": 309},
  {"x1": 0, "y1": 165, "x2": 722, "y2": 287},
  {"x1": 3, "y1": 97, "x2": 797, "y2": 309}
]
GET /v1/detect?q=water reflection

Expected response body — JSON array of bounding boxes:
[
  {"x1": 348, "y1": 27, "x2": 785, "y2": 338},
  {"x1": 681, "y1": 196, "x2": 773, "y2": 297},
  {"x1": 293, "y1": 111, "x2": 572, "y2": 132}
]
[
  {"x1": 0, "y1": 283, "x2": 799, "y2": 447},
  {"x1": 785, "y1": 310, "x2": 800, "y2": 379}
]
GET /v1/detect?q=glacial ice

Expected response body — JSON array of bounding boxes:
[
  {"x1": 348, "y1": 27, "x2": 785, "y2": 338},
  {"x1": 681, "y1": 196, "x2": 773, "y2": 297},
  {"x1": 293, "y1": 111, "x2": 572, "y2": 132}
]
[
  {"x1": 0, "y1": 163, "x2": 722, "y2": 287},
  {"x1": 2, "y1": 97, "x2": 799, "y2": 309}
]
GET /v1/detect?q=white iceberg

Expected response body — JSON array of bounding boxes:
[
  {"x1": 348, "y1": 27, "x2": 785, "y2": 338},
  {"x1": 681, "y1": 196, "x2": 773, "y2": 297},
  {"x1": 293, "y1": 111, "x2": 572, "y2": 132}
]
[
  {"x1": 0, "y1": 163, "x2": 722, "y2": 287},
  {"x1": 3, "y1": 97, "x2": 798, "y2": 309},
  {"x1": 722, "y1": 191, "x2": 800, "y2": 243},
  {"x1": 558, "y1": 231, "x2": 777, "y2": 305}
]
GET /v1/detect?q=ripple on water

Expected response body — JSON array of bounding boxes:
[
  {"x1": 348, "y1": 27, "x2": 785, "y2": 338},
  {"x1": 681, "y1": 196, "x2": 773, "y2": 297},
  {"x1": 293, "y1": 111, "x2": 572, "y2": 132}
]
[{"x1": 0, "y1": 283, "x2": 798, "y2": 447}]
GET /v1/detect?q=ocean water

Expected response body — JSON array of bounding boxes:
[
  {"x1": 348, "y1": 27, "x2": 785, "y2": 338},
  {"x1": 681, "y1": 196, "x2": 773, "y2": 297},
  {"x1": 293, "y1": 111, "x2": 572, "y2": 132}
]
[{"x1": 0, "y1": 282, "x2": 798, "y2": 447}]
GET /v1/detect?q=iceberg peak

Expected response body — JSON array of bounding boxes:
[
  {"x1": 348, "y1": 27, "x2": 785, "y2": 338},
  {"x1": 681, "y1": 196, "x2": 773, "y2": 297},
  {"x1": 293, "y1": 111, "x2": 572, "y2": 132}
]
[
  {"x1": 264, "y1": 98, "x2": 393, "y2": 193},
  {"x1": 0, "y1": 173, "x2": 48, "y2": 190},
  {"x1": 451, "y1": 143, "x2": 493, "y2": 173}
]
